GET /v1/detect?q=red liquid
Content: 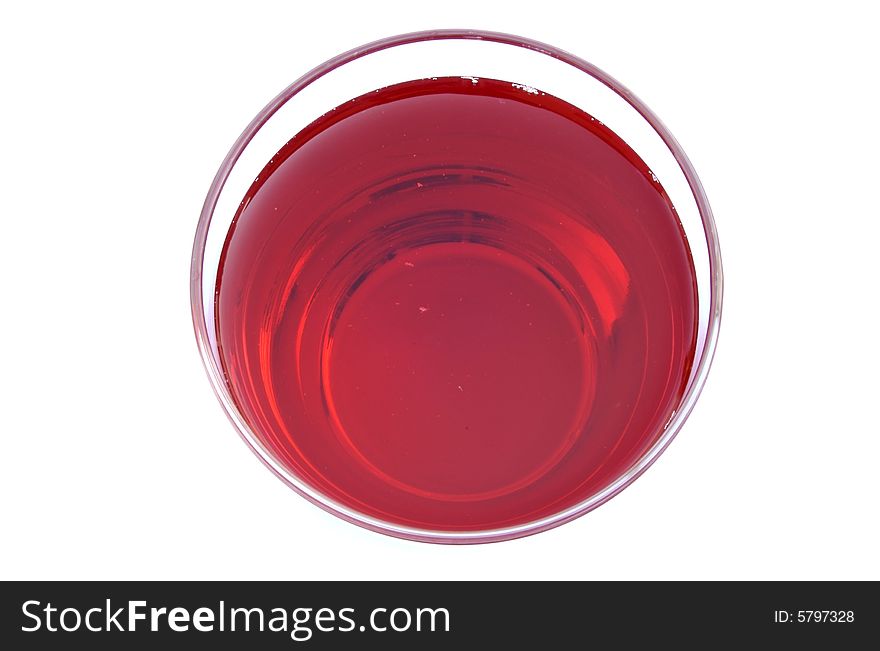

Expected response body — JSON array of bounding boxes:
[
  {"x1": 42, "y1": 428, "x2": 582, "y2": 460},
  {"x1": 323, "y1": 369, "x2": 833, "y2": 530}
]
[{"x1": 215, "y1": 77, "x2": 697, "y2": 531}]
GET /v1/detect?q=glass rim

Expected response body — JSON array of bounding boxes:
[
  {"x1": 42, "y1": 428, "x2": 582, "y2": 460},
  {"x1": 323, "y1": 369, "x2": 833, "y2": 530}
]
[{"x1": 190, "y1": 29, "x2": 724, "y2": 544}]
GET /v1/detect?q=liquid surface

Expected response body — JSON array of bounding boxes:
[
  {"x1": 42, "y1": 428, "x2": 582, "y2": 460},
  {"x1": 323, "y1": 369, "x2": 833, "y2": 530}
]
[{"x1": 215, "y1": 77, "x2": 698, "y2": 531}]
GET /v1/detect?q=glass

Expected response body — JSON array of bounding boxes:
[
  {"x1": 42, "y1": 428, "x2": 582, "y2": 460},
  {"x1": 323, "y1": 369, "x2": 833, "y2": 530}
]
[{"x1": 191, "y1": 30, "x2": 723, "y2": 543}]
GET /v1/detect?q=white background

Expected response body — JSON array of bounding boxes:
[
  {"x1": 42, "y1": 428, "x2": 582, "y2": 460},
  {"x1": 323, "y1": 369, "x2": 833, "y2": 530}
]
[{"x1": 2, "y1": 1, "x2": 877, "y2": 580}]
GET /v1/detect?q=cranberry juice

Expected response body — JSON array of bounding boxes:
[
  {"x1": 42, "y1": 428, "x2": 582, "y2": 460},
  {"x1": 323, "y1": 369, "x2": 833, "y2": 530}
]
[{"x1": 215, "y1": 77, "x2": 697, "y2": 532}]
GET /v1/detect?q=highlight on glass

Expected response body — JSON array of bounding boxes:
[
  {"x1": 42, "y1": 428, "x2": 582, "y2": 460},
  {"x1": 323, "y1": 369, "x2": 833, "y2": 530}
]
[{"x1": 191, "y1": 30, "x2": 723, "y2": 543}]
